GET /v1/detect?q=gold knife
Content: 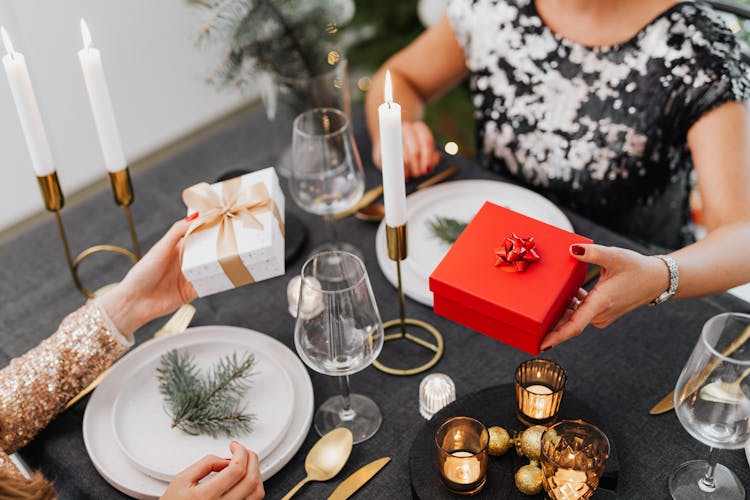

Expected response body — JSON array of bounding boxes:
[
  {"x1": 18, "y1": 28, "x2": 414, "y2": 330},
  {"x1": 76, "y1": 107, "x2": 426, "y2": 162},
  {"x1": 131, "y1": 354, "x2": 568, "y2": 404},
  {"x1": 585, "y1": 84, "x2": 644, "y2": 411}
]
[
  {"x1": 649, "y1": 324, "x2": 750, "y2": 415},
  {"x1": 332, "y1": 185, "x2": 384, "y2": 220},
  {"x1": 327, "y1": 457, "x2": 391, "y2": 500},
  {"x1": 414, "y1": 166, "x2": 459, "y2": 191}
]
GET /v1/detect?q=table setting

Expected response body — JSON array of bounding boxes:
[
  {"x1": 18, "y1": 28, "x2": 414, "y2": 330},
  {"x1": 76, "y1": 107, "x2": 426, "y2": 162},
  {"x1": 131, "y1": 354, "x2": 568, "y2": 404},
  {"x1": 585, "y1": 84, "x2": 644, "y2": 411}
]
[{"x1": 2, "y1": 21, "x2": 750, "y2": 500}]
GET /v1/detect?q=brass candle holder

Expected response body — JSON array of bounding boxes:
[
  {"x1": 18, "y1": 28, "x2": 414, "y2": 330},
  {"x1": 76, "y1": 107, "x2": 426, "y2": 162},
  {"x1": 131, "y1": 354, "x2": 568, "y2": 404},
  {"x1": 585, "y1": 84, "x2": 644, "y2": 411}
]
[
  {"x1": 372, "y1": 223, "x2": 444, "y2": 376},
  {"x1": 36, "y1": 168, "x2": 140, "y2": 298}
]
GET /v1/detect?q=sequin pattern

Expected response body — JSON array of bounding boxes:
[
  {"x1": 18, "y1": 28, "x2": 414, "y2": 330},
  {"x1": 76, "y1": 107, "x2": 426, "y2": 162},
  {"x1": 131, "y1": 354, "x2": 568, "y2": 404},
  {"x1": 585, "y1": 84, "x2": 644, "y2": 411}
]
[
  {"x1": 0, "y1": 302, "x2": 129, "y2": 460},
  {"x1": 448, "y1": 0, "x2": 750, "y2": 248}
]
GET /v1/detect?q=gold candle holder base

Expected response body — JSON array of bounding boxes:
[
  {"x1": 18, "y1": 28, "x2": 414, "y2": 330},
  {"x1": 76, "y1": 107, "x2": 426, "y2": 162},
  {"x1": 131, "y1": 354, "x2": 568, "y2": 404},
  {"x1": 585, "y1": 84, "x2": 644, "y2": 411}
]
[
  {"x1": 37, "y1": 169, "x2": 141, "y2": 299},
  {"x1": 373, "y1": 223, "x2": 444, "y2": 376}
]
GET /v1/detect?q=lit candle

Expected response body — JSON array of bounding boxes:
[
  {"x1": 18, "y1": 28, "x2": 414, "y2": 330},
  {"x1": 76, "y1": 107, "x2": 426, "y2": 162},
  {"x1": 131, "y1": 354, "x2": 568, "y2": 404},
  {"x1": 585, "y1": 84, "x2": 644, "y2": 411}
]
[
  {"x1": 377, "y1": 70, "x2": 407, "y2": 227},
  {"x1": 549, "y1": 468, "x2": 590, "y2": 499},
  {"x1": 1, "y1": 26, "x2": 55, "y2": 176},
  {"x1": 443, "y1": 451, "x2": 482, "y2": 485},
  {"x1": 78, "y1": 19, "x2": 126, "y2": 173},
  {"x1": 524, "y1": 384, "x2": 554, "y2": 420}
]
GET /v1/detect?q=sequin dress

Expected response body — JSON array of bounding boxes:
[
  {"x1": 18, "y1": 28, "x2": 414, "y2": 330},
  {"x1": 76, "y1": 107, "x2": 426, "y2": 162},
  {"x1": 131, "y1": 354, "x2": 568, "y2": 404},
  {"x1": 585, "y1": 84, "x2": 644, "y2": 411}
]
[
  {"x1": 448, "y1": 0, "x2": 750, "y2": 248},
  {"x1": 0, "y1": 302, "x2": 131, "y2": 479}
]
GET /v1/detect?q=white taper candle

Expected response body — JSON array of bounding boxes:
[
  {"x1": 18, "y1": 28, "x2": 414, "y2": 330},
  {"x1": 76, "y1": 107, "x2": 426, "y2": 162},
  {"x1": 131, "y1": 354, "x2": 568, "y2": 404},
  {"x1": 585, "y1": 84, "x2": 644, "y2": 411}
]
[
  {"x1": 1, "y1": 26, "x2": 55, "y2": 176},
  {"x1": 78, "y1": 19, "x2": 126, "y2": 173},
  {"x1": 377, "y1": 70, "x2": 407, "y2": 227}
]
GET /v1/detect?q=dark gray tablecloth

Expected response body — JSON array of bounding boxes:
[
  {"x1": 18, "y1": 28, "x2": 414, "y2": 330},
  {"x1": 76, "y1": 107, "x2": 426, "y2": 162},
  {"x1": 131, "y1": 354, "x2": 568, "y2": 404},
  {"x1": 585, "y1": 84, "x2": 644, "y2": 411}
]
[{"x1": 2, "y1": 106, "x2": 749, "y2": 499}]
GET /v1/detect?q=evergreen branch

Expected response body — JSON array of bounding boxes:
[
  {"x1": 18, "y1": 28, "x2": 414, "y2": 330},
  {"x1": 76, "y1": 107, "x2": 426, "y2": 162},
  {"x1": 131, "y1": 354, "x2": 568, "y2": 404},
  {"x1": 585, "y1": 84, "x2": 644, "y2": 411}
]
[
  {"x1": 259, "y1": 0, "x2": 315, "y2": 78},
  {"x1": 157, "y1": 349, "x2": 256, "y2": 438},
  {"x1": 428, "y1": 216, "x2": 468, "y2": 245}
]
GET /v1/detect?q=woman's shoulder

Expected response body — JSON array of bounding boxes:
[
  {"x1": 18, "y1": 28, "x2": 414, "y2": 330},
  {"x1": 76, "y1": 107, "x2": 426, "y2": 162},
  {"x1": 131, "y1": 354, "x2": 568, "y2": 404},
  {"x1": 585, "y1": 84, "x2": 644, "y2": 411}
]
[
  {"x1": 660, "y1": 2, "x2": 748, "y2": 70},
  {"x1": 640, "y1": 2, "x2": 750, "y2": 96}
]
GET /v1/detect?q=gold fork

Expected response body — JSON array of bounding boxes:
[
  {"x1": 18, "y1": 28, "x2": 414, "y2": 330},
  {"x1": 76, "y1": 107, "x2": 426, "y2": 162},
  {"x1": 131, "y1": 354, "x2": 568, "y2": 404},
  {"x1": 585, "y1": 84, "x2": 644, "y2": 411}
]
[{"x1": 63, "y1": 304, "x2": 196, "y2": 411}]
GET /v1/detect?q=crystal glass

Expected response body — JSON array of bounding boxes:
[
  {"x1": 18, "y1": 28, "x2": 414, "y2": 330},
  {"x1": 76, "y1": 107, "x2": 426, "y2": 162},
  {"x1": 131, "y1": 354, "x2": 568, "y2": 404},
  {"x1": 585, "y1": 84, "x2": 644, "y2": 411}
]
[
  {"x1": 670, "y1": 312, "x2": 750, "y2": 500},
  {"x1": 294, "y1": 251, "x2": 384, "y2": 443},
  {"x1": 515, "y1": 358, "x2": 567, "y2": 426},
  {"x1": 435, "y1": 416, "x2": 489, "y2": 495},
  {"x1": 290, "y1": 107, "x2": 364, "y2": 256},
  {"x1": 540, "y1": 420, "x2": 610, "y2": 500}
]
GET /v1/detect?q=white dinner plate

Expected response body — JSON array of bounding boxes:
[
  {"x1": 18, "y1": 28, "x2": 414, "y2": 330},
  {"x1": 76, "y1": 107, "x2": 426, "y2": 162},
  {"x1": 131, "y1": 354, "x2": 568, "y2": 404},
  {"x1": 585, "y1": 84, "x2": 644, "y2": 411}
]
[
  {"x1": 83, "y1": 326, "x2": 313, "y2": 499},
  {"x1": 112, "y1": 341, "x2": 295, "y2": 481},
  {"x1": 376, "y1": 180, "x2": 573, "y2": 307}
]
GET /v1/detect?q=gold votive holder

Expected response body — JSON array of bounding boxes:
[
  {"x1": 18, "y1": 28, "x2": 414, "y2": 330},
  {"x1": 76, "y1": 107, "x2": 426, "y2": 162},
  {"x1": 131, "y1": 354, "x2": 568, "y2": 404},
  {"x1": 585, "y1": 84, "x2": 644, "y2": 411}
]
[
  {"x1": 515, "y1": 358, "x2": 566, "y2": 426},
  {"x1": 540, "y1": 420, "x2": 610, "y2": 500},
  {"x1": 435, "y1": 416, "x2": 489, "y2": 495}
]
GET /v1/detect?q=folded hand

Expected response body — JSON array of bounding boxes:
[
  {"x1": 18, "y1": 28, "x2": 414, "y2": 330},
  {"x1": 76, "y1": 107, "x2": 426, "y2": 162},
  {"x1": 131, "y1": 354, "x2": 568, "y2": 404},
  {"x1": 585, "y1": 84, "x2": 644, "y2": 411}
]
[{"x1": 161, "y1": 441, "x2": 264, "y2": 500}]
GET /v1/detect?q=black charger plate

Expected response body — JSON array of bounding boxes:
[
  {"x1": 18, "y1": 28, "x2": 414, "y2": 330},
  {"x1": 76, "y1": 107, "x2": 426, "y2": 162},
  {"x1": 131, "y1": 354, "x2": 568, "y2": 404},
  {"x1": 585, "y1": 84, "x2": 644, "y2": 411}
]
[{"x1": 409, "y1": 384, "x2": 619, "y2": 499}]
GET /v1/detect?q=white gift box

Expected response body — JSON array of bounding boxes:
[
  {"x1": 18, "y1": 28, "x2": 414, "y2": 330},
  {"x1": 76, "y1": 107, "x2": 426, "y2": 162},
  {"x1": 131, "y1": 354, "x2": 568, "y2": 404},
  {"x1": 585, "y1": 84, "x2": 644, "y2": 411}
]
[{"x1": 181, "y1": 167, "x2": 285, "y2": 297}]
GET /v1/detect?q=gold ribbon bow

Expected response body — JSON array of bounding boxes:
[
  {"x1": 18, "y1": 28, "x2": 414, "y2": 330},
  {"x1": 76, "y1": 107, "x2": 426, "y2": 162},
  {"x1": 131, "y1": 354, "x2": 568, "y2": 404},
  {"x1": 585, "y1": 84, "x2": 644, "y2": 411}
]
[{"x1": 183, "y1": 177, "x2": 284, "y2": 287}]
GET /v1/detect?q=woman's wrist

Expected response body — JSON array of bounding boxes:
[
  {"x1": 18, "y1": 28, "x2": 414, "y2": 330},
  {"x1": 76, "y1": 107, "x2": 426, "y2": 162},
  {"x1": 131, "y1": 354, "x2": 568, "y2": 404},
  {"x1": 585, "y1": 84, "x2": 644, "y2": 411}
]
[
  {"x1": 645, "y1": 254, "x2": 673, "y2": 304},
  {"x1": 97, "y1": 283, "x2": 147, "y2": 340}
]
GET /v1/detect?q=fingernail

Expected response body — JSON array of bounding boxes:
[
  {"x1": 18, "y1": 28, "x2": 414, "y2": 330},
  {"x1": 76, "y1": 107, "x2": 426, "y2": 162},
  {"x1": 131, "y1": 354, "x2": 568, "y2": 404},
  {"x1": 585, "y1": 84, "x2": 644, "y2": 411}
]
[
  {"x1": 186, "y1": 212, "x2": 199, "y2": 222},
  {"x1": 223, "y1": 457, "x2": 232, "y2": 460},
  {"x1": 541, "y1": 345, "x2": 550, "y2": 352},
  {"x1": 571, "y1": 245, "x2": 585, "y2": 256}
]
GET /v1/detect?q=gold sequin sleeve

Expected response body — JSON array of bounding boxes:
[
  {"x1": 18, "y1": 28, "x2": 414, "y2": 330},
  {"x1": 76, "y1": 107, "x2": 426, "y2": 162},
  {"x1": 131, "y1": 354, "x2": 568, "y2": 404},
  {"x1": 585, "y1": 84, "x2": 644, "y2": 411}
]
[{"x1": 0, "y1": 301, "x2": 132, "y2": 457}]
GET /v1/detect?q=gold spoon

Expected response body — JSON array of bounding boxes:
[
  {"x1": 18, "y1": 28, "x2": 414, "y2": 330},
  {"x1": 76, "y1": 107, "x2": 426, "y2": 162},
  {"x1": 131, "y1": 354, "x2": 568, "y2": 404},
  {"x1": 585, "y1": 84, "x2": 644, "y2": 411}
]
[
  {"x1": 281, "y1": 428, "x2": 354, "y2": 500},
  {"x1": 355, "y1": 166, "x2": 459, "y2": 222},
  {"x1": 699, "y1": 366, "x2": 750, "y2": 405}
]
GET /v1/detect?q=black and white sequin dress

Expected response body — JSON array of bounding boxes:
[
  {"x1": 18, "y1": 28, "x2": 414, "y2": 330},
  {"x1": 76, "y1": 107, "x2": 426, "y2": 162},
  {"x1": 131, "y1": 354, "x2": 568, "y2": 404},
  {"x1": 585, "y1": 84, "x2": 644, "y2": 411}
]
[{"x1": 448, "y1": 0, "x2": 750, "y2": 248}]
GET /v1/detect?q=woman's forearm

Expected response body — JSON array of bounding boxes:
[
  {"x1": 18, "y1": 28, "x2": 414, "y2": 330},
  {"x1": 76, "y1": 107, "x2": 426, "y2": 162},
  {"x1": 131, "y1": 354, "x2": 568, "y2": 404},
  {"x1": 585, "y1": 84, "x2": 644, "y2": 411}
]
[
  {"x1": 0, "y1": 302, "x2": 130, "y2": 454},
  {"x1": 670, "y1": 222, "x2": 750, "y2": 298}
]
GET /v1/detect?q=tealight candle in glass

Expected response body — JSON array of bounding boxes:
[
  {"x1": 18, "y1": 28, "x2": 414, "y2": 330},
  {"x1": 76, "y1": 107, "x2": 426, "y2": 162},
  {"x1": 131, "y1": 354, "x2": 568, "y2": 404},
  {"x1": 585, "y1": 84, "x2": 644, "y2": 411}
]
[
  {"x1": 540, "y1": 419, "x2": 610, "y2": 500},
  {"x1": 515, "y1": 358, "x2": 566, "y2": 426},
  {"x1": 286, "y1": 275, "x2": 324, "y2": 319},
  {"x1": 435, "y1": 416, "x2": 489, "y2": 495}
]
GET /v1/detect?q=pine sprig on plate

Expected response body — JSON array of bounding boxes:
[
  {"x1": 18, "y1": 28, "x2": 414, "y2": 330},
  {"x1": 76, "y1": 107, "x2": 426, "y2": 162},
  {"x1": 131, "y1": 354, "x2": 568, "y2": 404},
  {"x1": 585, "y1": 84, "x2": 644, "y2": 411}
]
[
  {"x1": 428, "y1": 216, "x2": 468, "y2": 245},
  {"x1": 157, "y1": 350, "x2": 257, "y2": 438}
]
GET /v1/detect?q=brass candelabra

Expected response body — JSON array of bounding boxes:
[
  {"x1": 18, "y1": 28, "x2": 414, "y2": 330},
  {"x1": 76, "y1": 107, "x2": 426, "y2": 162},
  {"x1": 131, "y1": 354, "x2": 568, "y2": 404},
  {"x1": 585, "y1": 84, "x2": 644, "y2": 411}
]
[
  {"x1": 36, "y1": 168, "x2": 141, "y2": 298},
  {"x1": 372, "y1": 223, "x2": 444, "y2": 376}
]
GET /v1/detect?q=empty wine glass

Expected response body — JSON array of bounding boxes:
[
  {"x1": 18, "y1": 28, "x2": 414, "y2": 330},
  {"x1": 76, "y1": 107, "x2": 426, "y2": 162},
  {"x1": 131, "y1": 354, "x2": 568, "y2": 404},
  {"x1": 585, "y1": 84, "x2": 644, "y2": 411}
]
[
  {"x1": 290, "y1": 107, "x2": 364, "y2": 256},
  {"x1": 294, "y1": 250, "x2": 384, "y2": 443},
  {"x1": 671, "y1": 312, "x2": 750, "y2": 499}
]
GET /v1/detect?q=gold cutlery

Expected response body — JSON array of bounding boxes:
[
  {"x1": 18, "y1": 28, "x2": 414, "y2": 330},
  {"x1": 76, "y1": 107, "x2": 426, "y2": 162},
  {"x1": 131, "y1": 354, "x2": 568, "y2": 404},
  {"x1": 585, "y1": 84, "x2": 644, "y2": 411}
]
[
  {"x1": 62, "y1": 304, "x2": 196, "y2": 411},
  {"x1": 332, "y1": 185, "x2": 384, "y2": 220},
  {"x1": 281, "y1": 428, "x2": 353, "y2": 500},
  {"x1": 153, "y1": 304, "x2": 197, "y2": 338},
  {"x1": 649, "y1": 324, "x2": 750, "y2": 415},
  {"x1": 327, "y1": 457, "x2": 391, "y2": 500},
  {"x1": 355, "y1": 166, "x2": 459, "y2": 222}
]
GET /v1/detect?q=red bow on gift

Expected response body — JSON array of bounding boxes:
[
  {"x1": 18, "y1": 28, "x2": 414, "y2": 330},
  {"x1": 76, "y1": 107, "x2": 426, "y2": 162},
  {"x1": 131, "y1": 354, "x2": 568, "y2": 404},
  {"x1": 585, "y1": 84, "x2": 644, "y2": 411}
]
[{"x1": 495, "y1": 233, "x2": 540, "y2": 272}]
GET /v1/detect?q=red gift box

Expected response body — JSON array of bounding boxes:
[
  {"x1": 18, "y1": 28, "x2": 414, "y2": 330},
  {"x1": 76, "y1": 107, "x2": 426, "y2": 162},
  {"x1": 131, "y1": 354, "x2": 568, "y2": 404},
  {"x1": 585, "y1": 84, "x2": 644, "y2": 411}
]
[{"x1": 429, "y1": 202, "x2": 592, "y2": 355}]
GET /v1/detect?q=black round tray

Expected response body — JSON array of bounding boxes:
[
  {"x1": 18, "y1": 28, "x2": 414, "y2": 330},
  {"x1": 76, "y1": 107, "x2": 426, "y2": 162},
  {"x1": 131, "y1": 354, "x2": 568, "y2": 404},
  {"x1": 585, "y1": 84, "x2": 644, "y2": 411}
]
[{"x1": 409, "y1": 384, "x2": 619, "y2": 499}]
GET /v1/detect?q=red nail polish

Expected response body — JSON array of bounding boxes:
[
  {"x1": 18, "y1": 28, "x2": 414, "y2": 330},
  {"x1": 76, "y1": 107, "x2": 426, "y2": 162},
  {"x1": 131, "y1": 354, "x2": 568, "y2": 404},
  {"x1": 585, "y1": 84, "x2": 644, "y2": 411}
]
[
  {"x1": 541, "y1": 345, "x2": 550, "y2": 352},
  {"x1": 571, "y1": 245, "x2": 585, "y2": 256},
  {"x1": 186, "y1": 212, "x2": 199, "y2": 222}
]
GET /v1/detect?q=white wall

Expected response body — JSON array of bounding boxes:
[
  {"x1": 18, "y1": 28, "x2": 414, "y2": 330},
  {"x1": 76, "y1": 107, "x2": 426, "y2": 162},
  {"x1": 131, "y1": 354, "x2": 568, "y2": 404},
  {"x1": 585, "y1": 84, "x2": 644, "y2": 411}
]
[{"x1": 0, "y1": 0, "x2": 253, "y2": 230}]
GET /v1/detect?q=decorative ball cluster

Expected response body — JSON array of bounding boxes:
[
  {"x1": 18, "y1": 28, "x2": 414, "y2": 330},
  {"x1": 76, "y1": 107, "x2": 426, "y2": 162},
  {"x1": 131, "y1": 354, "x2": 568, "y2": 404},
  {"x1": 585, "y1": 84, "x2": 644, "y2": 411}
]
[{"x1": 487, "y1": 424, "x2": 547, "y2": 496}]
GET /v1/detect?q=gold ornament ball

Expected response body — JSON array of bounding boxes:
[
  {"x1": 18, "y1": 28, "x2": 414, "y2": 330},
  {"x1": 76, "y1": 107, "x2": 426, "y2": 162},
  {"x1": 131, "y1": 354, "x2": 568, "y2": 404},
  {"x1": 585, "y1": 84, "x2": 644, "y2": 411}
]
[
  {"x1": 488, "y1": 426, "x2": 513, "y2": 456},
  {"x1": 517, "y1": 425, "x2": 547, "y2": 461},
  {"x1": 515, "y1": 463, "x2": 544, "y2": 495}
]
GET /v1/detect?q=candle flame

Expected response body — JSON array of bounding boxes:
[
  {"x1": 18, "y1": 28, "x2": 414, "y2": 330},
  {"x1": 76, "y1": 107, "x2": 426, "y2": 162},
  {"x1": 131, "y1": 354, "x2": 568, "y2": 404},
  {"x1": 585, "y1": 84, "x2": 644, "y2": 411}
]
[
  {"x1": 384, "y1": 69, "x2": 393, "y2": 105},
  {"x1": 80, "y1": 18, "x2": 93, "y2": 49},
  {"x1": 1, "y1": 26, "x2": 15, "y2": 58}
]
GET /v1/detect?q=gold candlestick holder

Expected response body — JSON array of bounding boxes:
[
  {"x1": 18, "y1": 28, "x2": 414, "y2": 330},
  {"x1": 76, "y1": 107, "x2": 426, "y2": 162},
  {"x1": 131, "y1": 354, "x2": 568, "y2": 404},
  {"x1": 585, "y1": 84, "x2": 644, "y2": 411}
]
[
  {"x1": 37, "y1": 168, "x2": 140, "y2": 299},
  {"x1": 373, "y1": 223, "x2": 444, "y2": 376}
]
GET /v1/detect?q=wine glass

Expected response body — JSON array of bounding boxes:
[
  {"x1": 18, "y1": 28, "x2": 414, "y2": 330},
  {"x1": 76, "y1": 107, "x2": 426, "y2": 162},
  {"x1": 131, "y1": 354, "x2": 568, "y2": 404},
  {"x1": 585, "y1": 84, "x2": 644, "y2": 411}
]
[
  {"x1": 290, "y1": 107, "x2": 364, "y2": 256},
  {"x1": 294, "y1": 250, "x2": 384, "y2": 443},
  {"x1": 671, "y1": 312, "x2": 750, "y2": 499}
]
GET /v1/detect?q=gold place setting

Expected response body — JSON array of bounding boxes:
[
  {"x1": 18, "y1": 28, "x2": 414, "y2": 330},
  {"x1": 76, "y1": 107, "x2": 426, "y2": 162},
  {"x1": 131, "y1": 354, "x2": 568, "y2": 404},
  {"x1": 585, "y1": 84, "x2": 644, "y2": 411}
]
[{"x1": 2, "y1": 2, "x2": 750, "y2": 500}]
